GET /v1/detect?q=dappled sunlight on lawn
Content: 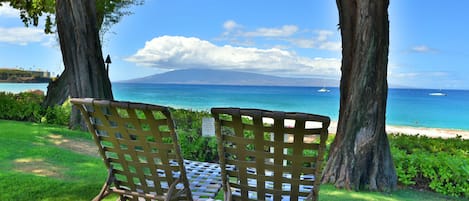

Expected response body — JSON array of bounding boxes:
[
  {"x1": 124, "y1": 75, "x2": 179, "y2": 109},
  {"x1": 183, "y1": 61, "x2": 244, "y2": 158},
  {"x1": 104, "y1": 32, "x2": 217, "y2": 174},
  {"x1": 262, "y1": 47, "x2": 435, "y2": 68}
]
[
  {"x1": 45, "y1": 134, "x2": 99, "y2": 157},
  {"x1": 14, "y1": 157, "x2": 64, "y2": 178},
  {"x1": 348, "y1": 192, "x2": 399, "y2": 201},
  {"x1": 319, "y1": 185, "x2": 402, "y2": 201}
]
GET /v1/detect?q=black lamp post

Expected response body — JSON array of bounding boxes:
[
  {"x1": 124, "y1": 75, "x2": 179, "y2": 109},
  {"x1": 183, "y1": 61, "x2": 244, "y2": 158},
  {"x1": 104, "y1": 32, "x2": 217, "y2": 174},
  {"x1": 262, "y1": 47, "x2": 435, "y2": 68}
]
[{"x1": 105, "y1": 54, "x2": 112, "y2": 75}]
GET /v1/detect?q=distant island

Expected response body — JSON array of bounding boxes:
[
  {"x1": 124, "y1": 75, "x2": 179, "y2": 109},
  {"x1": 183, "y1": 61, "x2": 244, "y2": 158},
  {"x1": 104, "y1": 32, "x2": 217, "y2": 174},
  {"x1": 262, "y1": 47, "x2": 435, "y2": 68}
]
[
  {"x1": 0, "y1": 68, "x2": 52, "y2": 83},
  {"x1": 121, "y1": 68, "x2": 339, "y2": 87}
]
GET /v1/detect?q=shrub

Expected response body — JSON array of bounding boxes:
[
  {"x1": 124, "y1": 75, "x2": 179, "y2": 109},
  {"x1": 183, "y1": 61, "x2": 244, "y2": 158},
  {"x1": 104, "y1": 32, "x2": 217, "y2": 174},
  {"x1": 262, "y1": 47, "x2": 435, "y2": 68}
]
[
  {"x1": 170, "y1": 108, "x2": 210, "y2": 132},
  {"x1": 41, "y1": 100, "x2": 71, "y2": 126},
  {"x1": 390, "y1": 134, "x2": 469, "y2": 198},
  {"x1": 0, "y1": 92, "x2": 43, "y2": 122},
  {"x1": 170, "y1": 108, "x2": 219, "y2": 162},
  {"x1": 0, "y1": 92, "x2": 70, "y2": 126},
  {"x1": 178, "y1": 129, "x2": 218, "y2": 162}
]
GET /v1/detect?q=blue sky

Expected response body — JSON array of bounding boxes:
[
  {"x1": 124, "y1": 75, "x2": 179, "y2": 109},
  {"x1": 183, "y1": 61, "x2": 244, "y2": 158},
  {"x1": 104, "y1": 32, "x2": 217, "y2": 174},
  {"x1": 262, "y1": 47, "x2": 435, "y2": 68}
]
[{"x1": 0, "y1": 0, "x2": 468, "y2": 89}]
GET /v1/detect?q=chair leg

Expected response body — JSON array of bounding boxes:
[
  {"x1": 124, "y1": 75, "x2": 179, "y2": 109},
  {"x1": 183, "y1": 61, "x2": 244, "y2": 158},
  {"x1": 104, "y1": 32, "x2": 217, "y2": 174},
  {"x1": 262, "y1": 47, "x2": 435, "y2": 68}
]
[
  {"x1": 93, "y1": 168, "x2": 115, "y2": 201},
  {"x1": 305, "y1": 190, "x2": 317, "y2": 201},
  {"x1": 117, "y1": 195, "x2": 129, "y2": 201},
  {"x1": 224, "y1": 182, "x2": 232, "y2": 201},
  {"x1": 92, "y1": 183, "x2": 111, "y2": 201},
  {"x1": 165, "y1": 178, "x2": 189, "y2": 201}
]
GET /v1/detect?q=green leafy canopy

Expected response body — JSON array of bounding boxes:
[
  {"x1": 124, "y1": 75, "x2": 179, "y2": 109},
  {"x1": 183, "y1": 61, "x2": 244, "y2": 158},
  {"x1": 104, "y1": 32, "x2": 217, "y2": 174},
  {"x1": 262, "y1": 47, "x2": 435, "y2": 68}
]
[{"x1": 0, "y1": 0, "x2": 143, "y2": 33}]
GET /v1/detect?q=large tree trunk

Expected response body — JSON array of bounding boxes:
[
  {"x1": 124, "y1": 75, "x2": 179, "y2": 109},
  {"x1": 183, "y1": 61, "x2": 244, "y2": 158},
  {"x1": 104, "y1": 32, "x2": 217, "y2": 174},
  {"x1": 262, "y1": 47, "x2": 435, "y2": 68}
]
[
  {"x1": 321, "y1": 0, "x2": 397, "y2": 192},
  {"x1": 44, "y1": 0, "x2": 113, "y2": 129},
  {"x1": 43, "y1": 70, "x2": 70, "y2": 107}
]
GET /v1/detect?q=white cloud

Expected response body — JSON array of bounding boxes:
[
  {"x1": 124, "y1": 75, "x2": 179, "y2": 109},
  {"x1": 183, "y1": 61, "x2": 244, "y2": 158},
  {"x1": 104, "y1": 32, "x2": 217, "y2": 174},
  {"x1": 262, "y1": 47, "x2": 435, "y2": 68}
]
[
  {"x1": 243, "y1": 25, "x2": 298, "y2": 37},
  {"x1": 387, "y1": 62, "x2": 456, "y2": 88},
  {"x1": 289, "y1": 30, "x2": 341, "y2": 51},
  {"x1": 318, "y1": 42, "x2": 341, "y2": 51},
  {"x1": 410, "y1": 45, "x2": 435, "y2": 53},
  {"x1": 316, "y1": 30, "x2": 334, "y2": 41},
  {"x1": 223, "y1": 20, "x2": 241, "y2": 31},
  {"x1": 0, "y1": 27, "x2": 49, "y2": 45},
  {"x1": 126, "y1": 35, "x2": 341, "y2": 78},
  {"x1": 390, "y1": 72, "x2": 419, "y2": 79},
  {"x1": 220, "y1": 21, "x2": 340, "y2": 51},
  {"x1": 41, "y1": 34, "x2": 59, "y2": 48},
  {"x1": 223, "y1": 20, "x2": 298, "y2": 37},
  {"x1": 0, "y1": 3, "x2": 19, "y2": 18},
  {"x1": 391, "y1": 71, "x2": 448, "y2": 79}
]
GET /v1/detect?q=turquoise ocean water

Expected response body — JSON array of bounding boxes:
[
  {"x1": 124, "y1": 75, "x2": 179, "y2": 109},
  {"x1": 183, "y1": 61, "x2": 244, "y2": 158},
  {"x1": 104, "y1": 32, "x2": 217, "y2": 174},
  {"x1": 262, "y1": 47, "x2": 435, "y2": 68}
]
[{"x1": 1, "y1": 82, "x2": 469, "y2": 130}]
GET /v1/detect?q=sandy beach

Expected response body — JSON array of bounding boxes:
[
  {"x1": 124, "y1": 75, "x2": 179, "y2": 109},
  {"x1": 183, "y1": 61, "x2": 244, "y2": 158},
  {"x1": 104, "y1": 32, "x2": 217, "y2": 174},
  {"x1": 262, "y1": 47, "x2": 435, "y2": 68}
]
[
  {"x1": 260, "y1": 118, "x2": 468, "y2": 139},
  {"x1": 327, "y1": 121, "x2": 469, "y2": 139}
]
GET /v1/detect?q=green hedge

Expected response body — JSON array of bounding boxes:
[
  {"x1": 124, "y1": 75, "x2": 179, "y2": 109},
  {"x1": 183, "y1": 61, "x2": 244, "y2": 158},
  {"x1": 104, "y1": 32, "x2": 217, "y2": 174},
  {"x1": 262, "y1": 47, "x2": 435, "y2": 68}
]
[
  {"x1": 0, "y1": 92, "x2": 70, "y2": 125},
  {"x1": 0, "y1": 91, "x2": 42, "y2": 122},
  {"x1": 389, "y1": 134, "x2": 468, "y2": 198},
  {"x1": 169, "y1": 108, "x2": 219, "y2": 162}
]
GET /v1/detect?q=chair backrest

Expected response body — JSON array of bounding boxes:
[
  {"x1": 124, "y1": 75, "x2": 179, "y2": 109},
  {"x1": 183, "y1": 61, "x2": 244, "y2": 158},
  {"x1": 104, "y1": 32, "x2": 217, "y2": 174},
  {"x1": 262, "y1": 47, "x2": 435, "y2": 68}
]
[
  {"x1": 211, "y1": 108, "x2": 330, "y2": 201},
  {"x1": 71, "y1": 98, "x2": 192, "y2": 201}
]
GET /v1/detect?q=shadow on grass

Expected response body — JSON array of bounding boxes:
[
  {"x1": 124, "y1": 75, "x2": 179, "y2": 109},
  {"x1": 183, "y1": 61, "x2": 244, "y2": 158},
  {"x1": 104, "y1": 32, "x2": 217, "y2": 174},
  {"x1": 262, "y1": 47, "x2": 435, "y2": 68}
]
[
  {"x1": 0, "y1": 172, "x2": 103, "y2": 201},
  {"x1": 318, "y1": 184, "x2": 467, "y2": 201}
]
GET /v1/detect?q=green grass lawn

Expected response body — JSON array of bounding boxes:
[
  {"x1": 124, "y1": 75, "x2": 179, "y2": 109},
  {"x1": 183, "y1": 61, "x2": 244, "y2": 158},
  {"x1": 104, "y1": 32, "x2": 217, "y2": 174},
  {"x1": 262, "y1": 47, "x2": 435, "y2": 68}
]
[{"x1": 0, "y1": 120, "x2": 466, "y2": 201}]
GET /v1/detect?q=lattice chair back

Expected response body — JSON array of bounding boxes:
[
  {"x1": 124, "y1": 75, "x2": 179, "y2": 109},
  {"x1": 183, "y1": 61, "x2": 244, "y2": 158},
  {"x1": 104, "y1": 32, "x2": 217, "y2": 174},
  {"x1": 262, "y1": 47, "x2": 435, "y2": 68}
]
[
  {"x1": 71, "y1": 98, "x2": 193, "y2": 201},
  {"x1": 211, "y1": 108, "x2": 330, "y2": 201}
]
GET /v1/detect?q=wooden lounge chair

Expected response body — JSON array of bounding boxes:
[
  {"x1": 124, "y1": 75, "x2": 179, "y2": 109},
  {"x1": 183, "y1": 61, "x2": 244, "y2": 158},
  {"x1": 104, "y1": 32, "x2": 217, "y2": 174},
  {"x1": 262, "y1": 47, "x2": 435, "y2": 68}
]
[
  {"x1": 211, "y1": 108, "x2": 330, "y2": 201},
  {"x1": 71, "y1": 98, "x2": 219, "y2": 201}
]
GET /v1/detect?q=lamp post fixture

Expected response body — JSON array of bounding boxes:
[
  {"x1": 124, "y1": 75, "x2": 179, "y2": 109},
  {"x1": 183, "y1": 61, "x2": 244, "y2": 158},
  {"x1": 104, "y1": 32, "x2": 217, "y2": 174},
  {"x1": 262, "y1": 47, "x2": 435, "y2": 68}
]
[{"x1": 105, "y1": 54, "x2": 112, "y2": 75}]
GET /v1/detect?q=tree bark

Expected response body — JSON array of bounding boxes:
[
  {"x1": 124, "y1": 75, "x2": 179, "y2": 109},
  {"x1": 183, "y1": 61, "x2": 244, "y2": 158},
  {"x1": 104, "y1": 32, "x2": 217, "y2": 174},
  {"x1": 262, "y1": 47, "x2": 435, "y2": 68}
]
[
  {"x1": 43, "y1": 70, "x2": 69, "y2": 107},
  {"x1": 44, "y1": 0, "x2": 113, "y2": 129},
  {"x1": 321, "y1": 0, "x2": 397, "y2": 192}
]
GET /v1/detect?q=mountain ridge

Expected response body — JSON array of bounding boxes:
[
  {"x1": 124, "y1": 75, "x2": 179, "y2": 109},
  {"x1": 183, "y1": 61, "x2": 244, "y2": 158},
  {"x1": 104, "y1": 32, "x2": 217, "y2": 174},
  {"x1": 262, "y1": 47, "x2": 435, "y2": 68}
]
[{"x1": 121, "y1": 68, "x2": 339, "y2": 87}]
